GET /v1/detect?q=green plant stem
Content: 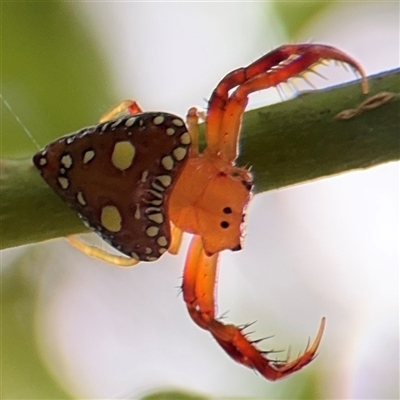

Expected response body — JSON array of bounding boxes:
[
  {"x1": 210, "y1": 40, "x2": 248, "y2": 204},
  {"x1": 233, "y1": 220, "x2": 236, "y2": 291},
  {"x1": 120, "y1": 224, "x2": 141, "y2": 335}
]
[{"x1": 1, "y1": 69, "x2": 399, "y2": 250}]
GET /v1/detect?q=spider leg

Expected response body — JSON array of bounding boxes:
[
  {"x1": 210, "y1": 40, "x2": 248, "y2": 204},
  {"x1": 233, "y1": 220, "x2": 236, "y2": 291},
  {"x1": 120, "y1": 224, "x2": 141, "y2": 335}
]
[
  {"x1": 186, "y1": 107, "x2": 201, "y2": 157},
  {"x1": 168, "y1": 223, "x2": 184, "y2": 255},
  {"x1": 182, "y1": 235, "x2": 217, "y2": 328},
  {"x1": 205, "y1": 43, "x2": 368, "y2": 162},
  {"x1": 182, "y1": 235, "x2": 326, "y2": 381},
  {"x1": 99, "y1": 99, "x2": 143, "y2": 123},
  {"x1": 67, "y1": 236, "x2": 139, "y2": 267}
]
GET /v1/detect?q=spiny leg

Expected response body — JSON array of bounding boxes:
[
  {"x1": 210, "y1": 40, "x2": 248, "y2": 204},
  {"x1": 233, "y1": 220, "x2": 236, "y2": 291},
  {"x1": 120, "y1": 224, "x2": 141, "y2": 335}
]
[
  {"x1": 182, "y1": 234, "x2": 326, "y2": 381},
  {"x1": 182, "y1": 235, "x2": 217, "y2": 329},
  {"x1": 186, "y1": 107, "x2": 207, "y2": 158},
  {"x1": 205, "y1": 44, "x2": 368, "y2": 162},
  {"x1": 168, "y1": 223, "x2": 184, "y2": 255},
  {"x1": 99, "y1": 99, "x2": 143, "y2": 123},
  {"x1": 68, "y1": 222, "x2": 184, "y2": 267},
  {"x1": 67, "y1": 236, "x2": 140, "y2": 267}
]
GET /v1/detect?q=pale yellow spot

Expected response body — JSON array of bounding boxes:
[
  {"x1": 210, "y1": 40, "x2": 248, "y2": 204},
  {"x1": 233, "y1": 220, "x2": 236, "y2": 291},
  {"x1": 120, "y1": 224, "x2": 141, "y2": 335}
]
[
  {"x1": 156, "y1": 175, "x2": 172, "y2": 187},
  {"x1": 77, "y1": 191, "x2": 87, "y2": 206},
  {"x1": 145, "y1": 247, "x2": 152, "y2": 255},
  {"x1": 159, "y1": 248, "x2": 167, "y2": 255},
  {"x1": 153, "y1": 116, "x2": 164, "y2": 125},
  {"x1": 157, "y1": 236, "x2": 168, "y2": 247},
  {"x1": 125, "y1": 117, "x2": 137, "y2": 127},
  {"x1": 131, "y1": 252, "x2": 140, "y2": 260},
  {"x1": 140, "y1": 170, "x2": 149, "y2": 183},
  {"x1": 180, "y1": 131, "x2": 191, "y2": 145},
  {"x1": 58, "y1": 177, "x2": 69, "y2": 189},
  {"x1": 149, "y1": 189, "x2": 163, "y2": 199},
  {"x1": 134, "y1": 205, "x2": 141, "y2": 220},
  {"x1": 61, "y1": 154, "x2": 73, "y2": 168},
  {"x1": 101, "y1": 205, "x2": 122, "y2": 232},
  {"x1": 112, "y1": 141, "x2": 136, "y2": 171},
  {"x1": 83, "y1": 150, "x2": 95, "y2": 164},
  {"x1": 173, "y1": 147, "x2": 187, "y2": 161},
  {"x1": 172, "y1": 118, "x2": 184, "y2": 127},
  {"x1": 151, "y1": 182, "x2": 165, "y2": 192},
  {"x1": 148, "y1": 213, "x2": 164, "y2": 224},
  {"x1": 111, "y1": 118, "x2": 124, "y2": 129},
  {"x1": 161, "y1": 155, "x2": 174, "y2": 171},
  {"x1": 146, "y1": 226, "x2": 159, "y2": 237},
  {"x1": 166, "y1": 128, "x2": 175, "y2": 136}
]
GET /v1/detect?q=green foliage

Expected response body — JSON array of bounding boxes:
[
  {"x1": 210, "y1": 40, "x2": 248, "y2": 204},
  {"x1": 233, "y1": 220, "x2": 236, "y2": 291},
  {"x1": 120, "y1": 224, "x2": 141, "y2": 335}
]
[
  {"x1": 2, "y1": 2, "x2": 113, "y2": 398},
  {"x1": 141, "y1": 390, "x2": 208, "y2": 400},
  {"x1": 2, "y1": 69, "x2": 399, "y2": 250},
  {"x1": 271, "y1": 1, "x2": 333, "y2": 38},
  {"x1": 2, "y1": 1, "x2": 114, "y2": 158},
  {"x1": 1, "y1": 252, "x2": 72, "y2": 399}
]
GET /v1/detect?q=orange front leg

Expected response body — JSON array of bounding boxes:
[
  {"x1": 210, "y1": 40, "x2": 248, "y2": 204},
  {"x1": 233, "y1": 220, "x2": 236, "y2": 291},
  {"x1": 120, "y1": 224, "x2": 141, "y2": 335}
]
[
  {"x1": 206, "y1": 44, "x2": 368, "y2": 162},
  {"x1": 182, "y1": 235, "x2": 326, "y2": 381}
]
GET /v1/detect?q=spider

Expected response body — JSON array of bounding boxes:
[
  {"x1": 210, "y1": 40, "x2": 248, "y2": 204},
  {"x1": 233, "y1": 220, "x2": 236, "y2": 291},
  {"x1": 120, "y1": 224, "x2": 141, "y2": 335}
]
[{"x1": 33, "y1": 43, "x2": 367, "y2": 381}]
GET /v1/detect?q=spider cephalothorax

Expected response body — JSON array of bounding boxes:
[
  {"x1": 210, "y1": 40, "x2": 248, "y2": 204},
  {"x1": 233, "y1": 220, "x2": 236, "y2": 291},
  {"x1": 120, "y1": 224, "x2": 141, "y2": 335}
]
[{"x1": 33, "y1": 43, "x2": 367, "y2": 381}]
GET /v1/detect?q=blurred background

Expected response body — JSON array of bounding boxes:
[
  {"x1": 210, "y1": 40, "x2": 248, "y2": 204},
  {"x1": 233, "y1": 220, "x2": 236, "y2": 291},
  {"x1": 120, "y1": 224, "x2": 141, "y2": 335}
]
[{"x1": 1, "y1": 1, "x2": 399, "y2": 399}]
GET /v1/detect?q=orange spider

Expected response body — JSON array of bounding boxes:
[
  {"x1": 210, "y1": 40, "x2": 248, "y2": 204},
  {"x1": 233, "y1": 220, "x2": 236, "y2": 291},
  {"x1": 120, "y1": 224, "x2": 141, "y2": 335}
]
[{"x1": 33, "y1": 43, "x2": 367, "y2": 381}]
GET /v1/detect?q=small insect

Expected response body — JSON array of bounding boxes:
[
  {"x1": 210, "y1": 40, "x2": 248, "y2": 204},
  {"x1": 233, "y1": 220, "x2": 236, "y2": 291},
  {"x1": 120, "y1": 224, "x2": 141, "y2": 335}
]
[{"x1": 33, "y1": 44, "x2": 367, "y2": 381}]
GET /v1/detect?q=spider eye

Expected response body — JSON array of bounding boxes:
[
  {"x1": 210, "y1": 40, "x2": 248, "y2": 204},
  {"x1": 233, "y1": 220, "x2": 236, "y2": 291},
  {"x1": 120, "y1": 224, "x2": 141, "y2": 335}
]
[
  {"x1": 220, "y1": 221, "x2": 230, "y2": 229},
  {"x1": 241, "y1": 180, "x2": 253, "y2": 191},
  {"x1": 223, "y1": 207, "x2": 232, "y2": 214}
]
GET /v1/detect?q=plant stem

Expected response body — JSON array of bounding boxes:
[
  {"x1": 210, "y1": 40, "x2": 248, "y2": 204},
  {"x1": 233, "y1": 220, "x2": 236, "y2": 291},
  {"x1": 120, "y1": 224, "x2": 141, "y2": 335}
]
[{"x1": 1, "y1": 69, "x2": 399, "y2": 250}]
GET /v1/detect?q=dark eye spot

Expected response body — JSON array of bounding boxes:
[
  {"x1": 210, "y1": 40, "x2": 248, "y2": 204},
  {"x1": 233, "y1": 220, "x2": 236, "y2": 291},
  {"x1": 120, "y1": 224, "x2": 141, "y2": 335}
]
[
  {"x1": 241, "y1": 180, "x2": 253, "y2": 191},
  {"x1": 220, "y1": 221, "x2": 230, "y2": 229},
  {"x1": 223, "y1": 207, "x2": 232, "y2": 214}
]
